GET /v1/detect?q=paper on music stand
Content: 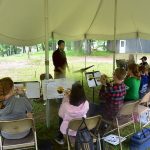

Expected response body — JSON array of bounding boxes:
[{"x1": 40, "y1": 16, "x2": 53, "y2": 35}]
[
  {"x1": 103, "y1": 134, "x2": 126, "y2": 146},
  {"x1": 14, "y1": 83, "x2": 25, "y2": 89},
  {"x1": 42, "y1": 80, "x2": 50, "y2": 100},
  {"x1": 46, "y1": 78, "x2": 74, "y2": 100},
  {"x1": 86, "y1": 73, "x2": 96, "y2": 88},
  {"x1": 26, "y1": 82, "x2": 40, "y2": 99},
  {"x1": 14, "y1": 82, "x2": 40, "y2": 99},
  {"x1": 94, "y1": 71, "x2": 101, "y2": 86},
  {"x1": 85, "y1": 71, "x2": 101, "y2": 88}
]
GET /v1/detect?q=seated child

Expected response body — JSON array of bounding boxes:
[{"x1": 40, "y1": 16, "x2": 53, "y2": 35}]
[
  {"x1": 55, "y1": 82, "x2": 89, "y2": 144},
  {"x1": 99, "y1": 68, "x2": 127, "y2": 120},
  {"x1": 139, "y1": 65, "x2": 150, "y2": 99},
  {"x1": 124, "y1": 64, "x2": 141, "y2": 101},
  {"x1": 0, "y1": 77, "x2": 32, "y2": 139}
]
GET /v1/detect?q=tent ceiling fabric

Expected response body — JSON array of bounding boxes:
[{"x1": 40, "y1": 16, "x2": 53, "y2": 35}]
[{"x1": 0, "y1": 0, "x2": 150, "y2": 46}]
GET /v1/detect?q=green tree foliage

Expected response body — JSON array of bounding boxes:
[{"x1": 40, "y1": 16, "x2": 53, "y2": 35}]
[
  {"x1": 0, "y1": 44, "x2": 21, "y2": 56},
  {"x1": 0, "y1": 40, "x2": 108, "y2": 57}
]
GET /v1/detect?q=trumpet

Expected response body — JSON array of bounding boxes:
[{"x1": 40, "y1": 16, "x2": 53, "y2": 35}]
[
  {"x1": 64, "y1": 88, "x2": 71, "y2": 96},
  {"x1": 99, "y1": 74, "x2": 113, "y2": 85}
]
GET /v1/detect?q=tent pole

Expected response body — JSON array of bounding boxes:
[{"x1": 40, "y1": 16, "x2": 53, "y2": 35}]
[
  {"x1": 44, "y1": 0, "x2": 50, "y2": 128},
  {"x1": 52, "y1": 32, "x2": 55, "y2": 51},
  {"x1": 44, "y1": 0, "x2": 49, "y2": 79},
  {"x1": 84, "y1": 34, "x2": 88, "y2": 68},
  {"x1": 84, "y1": 35, "x2": 87, "y2": 69},
  {"x1": 113, "y1": 0, "x2": 117, "y2": 71}
]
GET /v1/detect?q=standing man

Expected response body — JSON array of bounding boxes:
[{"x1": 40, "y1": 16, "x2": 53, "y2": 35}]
[
  {"x1": 52, "y1": 40, "x2": 69, "y2": 79},
  {"x1": 53, "y1": 40, "x2": 69, "y2": 145}
]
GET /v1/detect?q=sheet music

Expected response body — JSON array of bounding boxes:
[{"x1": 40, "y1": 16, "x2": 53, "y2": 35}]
[
  {"x1": 85, "y1": 71, "x2": 101, "y2": 88},
  {"x1": 14, "y1": 83, "x2": 24, "y2": 89},
  {"x1": 94, "y1": 71, "x2": 101, "y2": 86},
  {"x1": 103, "y1": 134, "x2": 126, "y2": 145},
  {"x1": 26, "y1": 82, "x2": 40, "y2": 99},
  {"x1": 86, "y1": 73, "x2": 96, "y2": 88},
  {"x1": 43, "y1": 78, "x2": 74, "y2": 100},
  {"x1": 14, "y1": 82, "x2": 40, "y2": 99},
  {"x1": 42, "y1": 80, "x2": 50, "y2": 100}
]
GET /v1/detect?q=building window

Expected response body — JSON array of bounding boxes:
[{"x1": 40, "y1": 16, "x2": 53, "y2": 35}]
[{"x1": 121, "y1": 41, "x2": 125, "y2": 47}]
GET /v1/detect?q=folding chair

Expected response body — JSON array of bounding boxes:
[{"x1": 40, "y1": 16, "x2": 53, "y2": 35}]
[
  {"x1": 40, "y1": 73, "x2": 53, "y2": 104},
  {"x1": 66, "y1": 115, "x2": 102, "y2": 150},
  {"x1": 0, "y1": 118, "x2": 38, "y2": 150},
  {"x1": 137, "y1": 92, "x2": 150, "y2": 128},
  {"x1": 139, "y1": 92, "x2": 150, "y2": 107},
  {"x1": 103, "y1": 101, "x2": 138, "y2": 150}
]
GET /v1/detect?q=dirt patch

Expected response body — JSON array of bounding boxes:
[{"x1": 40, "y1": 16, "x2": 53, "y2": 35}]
[
  {"x1": 0, "y1": 61, "x2": 30, "y2": 69},
  {"x1": 68, "y1": 56, "x2": 113, "y2": 63}
]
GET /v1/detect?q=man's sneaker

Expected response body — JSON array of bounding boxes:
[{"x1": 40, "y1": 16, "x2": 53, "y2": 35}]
[{"x1": 54, "y1": 137, "x2": 64, "y2": 145}]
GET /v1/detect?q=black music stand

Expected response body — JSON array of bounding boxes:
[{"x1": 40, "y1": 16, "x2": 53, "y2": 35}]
[
  {"x1": 85, "y1": 70, "x2": 101, "y2": 103},
  {"x1": 73, "y1": 65, "x2": 94, "y2": 86}
]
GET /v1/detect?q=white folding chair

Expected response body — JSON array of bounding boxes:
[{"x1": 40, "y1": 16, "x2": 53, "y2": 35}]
[
  {"x1": 0, "y1": 118, "x2": 38, "y2": 150},
  {"x1": 103, "y1": 101, "x2": 138, "y2": 150},
  {"x1": 140, "y1": 92, "x2": 150, "y2": 107},
  {"x1": 66, "y1": 115, "x2": 102, "y2": 150},
  {"x1": 137, "y1": 92, "x2": 150, "y2": 128}
]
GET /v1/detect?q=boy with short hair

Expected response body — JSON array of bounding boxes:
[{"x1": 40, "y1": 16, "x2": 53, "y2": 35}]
[
  {"x1": 99, "y1": 68, "x2": 127, "y2": 120},
  {"x1": 139, "y1": 65, "x2": 150, "y2": 99},
  {"x1": 140, "y1": 56, "x2": 148, "y2": 66}
]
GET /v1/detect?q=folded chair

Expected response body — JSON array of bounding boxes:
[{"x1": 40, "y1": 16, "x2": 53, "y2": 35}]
[
  {"x1": 0, "y1": 118, "x2": 38, "y2": 150},
  {"x1": 66, "y1": 115, "x2": 102, "y2": 150},
  {"x1": 103, "y1": 101, "x2": 138, "y2": 150}
]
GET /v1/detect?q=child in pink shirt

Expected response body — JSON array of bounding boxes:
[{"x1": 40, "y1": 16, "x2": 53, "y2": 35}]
[{"x1": 55, "y1": 82, "x2": 89, "y2": 145}]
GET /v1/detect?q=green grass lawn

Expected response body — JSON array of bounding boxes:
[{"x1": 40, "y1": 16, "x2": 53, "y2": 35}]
[{"x1": 0, "y1": 51, "x2": 149, "y2": 149}]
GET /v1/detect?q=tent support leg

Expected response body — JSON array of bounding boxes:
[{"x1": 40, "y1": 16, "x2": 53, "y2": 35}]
[
  {"x1": 46, "y1": 99, "x2": 50, "y2": 128},
  {"x1": 84, "y1": 38, "x2": 88, "y2": 69},
  {"x1": 113, "y1": 0, "x2": 117, "y2": 71},
  {"x1": 44, "y1": 0, "x2": 49, "y2": 79},
  {"x1": 44, "y1": 0, "x2": 50, "y2": 128}
]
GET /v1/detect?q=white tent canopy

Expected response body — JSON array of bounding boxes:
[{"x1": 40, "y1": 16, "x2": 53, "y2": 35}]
[
  {"x1": 1, "y1": 0, "x2": 150, "y2": 128},
  {"x1": 0, "y1": 0, "x2": 150, "y2": 46}
]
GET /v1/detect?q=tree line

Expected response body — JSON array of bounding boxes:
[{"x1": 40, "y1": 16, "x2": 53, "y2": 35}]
[{"x1": 0, "y1": 40, "x2": 108, "y2": 57}]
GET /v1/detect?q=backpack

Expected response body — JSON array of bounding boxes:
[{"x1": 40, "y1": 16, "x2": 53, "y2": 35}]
[
  {"x1": 130, "y1": 128, "x2": 150, "y2": 150},
  {"x1": 75, "y1": 117, "x2": 101, "y2": 150},
  {"x1": 38, "y1": 139, "x2": 53, "y2": 150}
]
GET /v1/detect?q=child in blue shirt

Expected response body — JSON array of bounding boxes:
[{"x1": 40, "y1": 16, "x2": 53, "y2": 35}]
[{"x1": 139, "y1": 66, "x2": 150, "y2": 99}]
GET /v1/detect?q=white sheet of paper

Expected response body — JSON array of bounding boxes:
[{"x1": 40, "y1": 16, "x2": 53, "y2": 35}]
[
  {"x1": 14, "y1": 83, "x2": 24, "y2": 89},
  {"x1": 43, "y1": 78, "x2": 74, "y2": 100},
  {"x1": 26, "y1": 82, "x2": 40, "y2": 99},
  {"x1": 86, "y1": 71, "x2": 101, "y2": 88},
  {"x1": 86, "y1": 73, "x2": 96, "y2": 88},
  {"x1": 103, "y1": 134, "x2": 126, "y2": 146},
  {"x1": 42, "y1": 80, "x2": 49, "y2": 100},
  {"x1": 94, "y1": 71, "x2": 101, "y2": 86},
  {"x1": 139, "y1": 109, "x2": 150, "y2": 125}
]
